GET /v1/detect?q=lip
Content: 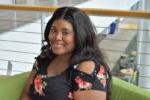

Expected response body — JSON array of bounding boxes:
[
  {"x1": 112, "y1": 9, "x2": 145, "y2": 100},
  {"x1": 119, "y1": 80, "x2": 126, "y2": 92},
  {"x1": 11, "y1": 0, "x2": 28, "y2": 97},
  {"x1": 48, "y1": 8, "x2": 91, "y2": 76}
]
[{"x1": 52, "y1": 44, "x2": 64, "y2": 48}]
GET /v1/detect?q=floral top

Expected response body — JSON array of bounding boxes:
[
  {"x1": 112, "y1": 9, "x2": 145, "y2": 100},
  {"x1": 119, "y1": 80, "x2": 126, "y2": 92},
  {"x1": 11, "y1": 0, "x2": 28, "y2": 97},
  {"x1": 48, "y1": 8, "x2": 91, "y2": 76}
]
[{"x1": 29, "y1": 62, "x2": 108, "y2": 100}]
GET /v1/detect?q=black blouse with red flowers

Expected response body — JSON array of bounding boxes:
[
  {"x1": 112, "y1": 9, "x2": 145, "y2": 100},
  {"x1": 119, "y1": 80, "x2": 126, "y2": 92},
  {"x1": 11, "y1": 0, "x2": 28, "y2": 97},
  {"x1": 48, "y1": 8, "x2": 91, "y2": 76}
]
[{"x1": 29, "y1": 60, "x2": 108, "y2": 100}]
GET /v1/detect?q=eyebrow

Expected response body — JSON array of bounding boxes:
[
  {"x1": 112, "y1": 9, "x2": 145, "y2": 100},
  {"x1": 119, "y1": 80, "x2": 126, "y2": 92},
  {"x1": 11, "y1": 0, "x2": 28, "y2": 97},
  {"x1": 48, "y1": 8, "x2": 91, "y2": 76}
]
[
  {"x1": 50, "y1": 26, "x2": 55, "y2": 29},
  {"x1": 51, "y1": 26, "x2": 73, "y2": 31}
]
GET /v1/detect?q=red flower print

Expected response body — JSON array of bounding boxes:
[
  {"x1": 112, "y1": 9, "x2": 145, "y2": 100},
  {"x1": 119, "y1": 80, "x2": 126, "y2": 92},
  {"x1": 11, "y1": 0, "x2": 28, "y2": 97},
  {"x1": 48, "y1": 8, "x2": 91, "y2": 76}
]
[
  {"x1": 98, "y1": 66, "x2": 105, "y2": 75},
  {"x1": 74, "y1": 76, "x2": 92, "y2": 90},
  {"x1": 68, "y1": 92, "x2": 73, "y2": 100},
  {"x1": 97, "y1": 66, "x2": 107, "y2": 87},
  {"x1": 97, "y1": 66, "x2": 105, "y2": 79},
  {"x1": 34, "y1": 75, "x2": 46, "y2": 96}
]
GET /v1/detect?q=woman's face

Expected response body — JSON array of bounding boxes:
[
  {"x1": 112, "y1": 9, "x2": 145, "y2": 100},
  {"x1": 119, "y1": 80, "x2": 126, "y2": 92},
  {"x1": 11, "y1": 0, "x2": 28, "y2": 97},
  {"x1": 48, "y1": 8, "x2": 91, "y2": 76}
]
[{"x1": 48, "y1": 19, "x2": 75, "y2": 56}]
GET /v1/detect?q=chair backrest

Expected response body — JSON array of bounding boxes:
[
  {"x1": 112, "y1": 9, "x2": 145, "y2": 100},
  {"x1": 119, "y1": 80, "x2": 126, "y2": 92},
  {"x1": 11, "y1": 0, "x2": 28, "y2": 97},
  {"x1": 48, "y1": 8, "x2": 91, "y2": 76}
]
[
  {"x1": 0, "y1": 72, "x2": 150, "y2": 100},
  {"x1": 0, "y1": 72, "x2": 29, "y2": 100},
  {"x1": 112, "y1": 77, "x2": 150, "y2": 100},
  {"x1": 0, "y1": 75, "x2": 9, "y2": 80}
]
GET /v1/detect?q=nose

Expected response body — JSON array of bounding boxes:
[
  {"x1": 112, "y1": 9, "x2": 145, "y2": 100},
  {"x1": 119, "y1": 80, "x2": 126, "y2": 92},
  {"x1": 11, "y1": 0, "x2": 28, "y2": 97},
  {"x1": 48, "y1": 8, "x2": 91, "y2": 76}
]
[{"x1": 54, "y1": 32, "x2": 62, "y2": 40}]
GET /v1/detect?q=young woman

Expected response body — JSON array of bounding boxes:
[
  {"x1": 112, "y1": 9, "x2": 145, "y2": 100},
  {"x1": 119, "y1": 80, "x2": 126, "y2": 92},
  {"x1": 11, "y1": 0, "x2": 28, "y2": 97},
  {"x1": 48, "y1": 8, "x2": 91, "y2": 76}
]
[{"x1": 21, "y1": 6, "x2": 111, "y2": 100}]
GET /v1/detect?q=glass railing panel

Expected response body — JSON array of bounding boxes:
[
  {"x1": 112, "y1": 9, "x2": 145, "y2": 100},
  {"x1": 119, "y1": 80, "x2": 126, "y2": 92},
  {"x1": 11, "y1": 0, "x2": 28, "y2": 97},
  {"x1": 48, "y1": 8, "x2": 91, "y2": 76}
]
[
  {"x1": 95, "y1": 16, "x2": 150, "y2": 89},
  {"x1": 0, "y1": 4, "x2": 149, "y2": 90},
  {"x1": 0, "y1": 10, "x2": 47, "y2": 75}
]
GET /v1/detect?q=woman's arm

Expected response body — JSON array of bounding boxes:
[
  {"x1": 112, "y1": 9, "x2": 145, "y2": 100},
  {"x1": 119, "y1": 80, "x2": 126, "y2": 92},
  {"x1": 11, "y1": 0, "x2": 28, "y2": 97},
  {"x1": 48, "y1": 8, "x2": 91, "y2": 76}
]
[
  {"x1": 73, "y1": 90, "x2": 106, "y2": 100},
  {"x1": 20, "y1": 62, "x2": 37, "y2": 100}
]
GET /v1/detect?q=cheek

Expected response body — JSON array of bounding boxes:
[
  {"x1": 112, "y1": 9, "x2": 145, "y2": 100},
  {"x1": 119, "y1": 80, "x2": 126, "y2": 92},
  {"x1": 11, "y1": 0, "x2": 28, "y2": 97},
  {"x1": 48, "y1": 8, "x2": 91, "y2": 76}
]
[
  {"x1": 48, "y1": 34, "x2": 53, "y2": 42},
  {"x1": 67, "y1": 37, "x2": 75, "y2": 48}
]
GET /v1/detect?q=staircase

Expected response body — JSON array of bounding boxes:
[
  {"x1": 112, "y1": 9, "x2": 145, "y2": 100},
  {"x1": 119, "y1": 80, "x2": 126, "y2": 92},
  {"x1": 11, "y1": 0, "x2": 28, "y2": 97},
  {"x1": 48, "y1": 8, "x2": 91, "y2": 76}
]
[{"x1": 99, "y1": 18, "x2": 138, "y2": 70}]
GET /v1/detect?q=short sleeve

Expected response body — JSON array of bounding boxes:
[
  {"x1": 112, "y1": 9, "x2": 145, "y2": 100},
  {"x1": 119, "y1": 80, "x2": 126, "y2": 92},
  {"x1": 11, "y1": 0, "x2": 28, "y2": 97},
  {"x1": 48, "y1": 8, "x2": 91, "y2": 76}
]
[{"x1": 71, "y1": 64, "x2": 108, "y2": 92}]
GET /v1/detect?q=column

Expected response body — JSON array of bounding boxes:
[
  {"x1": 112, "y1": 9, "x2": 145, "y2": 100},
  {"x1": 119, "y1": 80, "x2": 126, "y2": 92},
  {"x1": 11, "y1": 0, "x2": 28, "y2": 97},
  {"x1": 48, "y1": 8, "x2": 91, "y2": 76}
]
[{"x1": 137, "y1": 0, "x2": 150, "y2": 90}]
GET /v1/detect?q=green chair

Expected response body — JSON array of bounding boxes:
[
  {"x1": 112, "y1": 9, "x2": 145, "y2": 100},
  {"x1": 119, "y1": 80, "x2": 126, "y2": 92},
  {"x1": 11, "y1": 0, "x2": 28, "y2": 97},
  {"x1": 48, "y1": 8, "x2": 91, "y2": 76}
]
[
  {"x1": 0, "y1": 72, "x2": 29, "y2": 100},
  {"x1": 0, "y1": 72, "x2": 150, "y2": 100},
  {"x1": 0, "y1": 75, "x2": 9, "y2": 80},
  {"x1": 112, "y1": 77, "x2": 150, "y2": 100}
]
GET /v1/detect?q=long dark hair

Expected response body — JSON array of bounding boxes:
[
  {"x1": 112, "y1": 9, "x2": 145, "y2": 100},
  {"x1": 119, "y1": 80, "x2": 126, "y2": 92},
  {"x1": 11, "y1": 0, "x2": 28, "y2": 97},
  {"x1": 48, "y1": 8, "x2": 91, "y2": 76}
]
[{"x1": 37, "y1": 6, "x2": 111, "y2": 100}]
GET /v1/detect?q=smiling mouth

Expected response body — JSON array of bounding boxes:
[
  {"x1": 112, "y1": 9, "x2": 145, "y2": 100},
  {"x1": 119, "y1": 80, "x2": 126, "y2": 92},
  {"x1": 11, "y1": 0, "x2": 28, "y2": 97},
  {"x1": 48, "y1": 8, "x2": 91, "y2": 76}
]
[{"x1": 52, "y1": 44, "x2": 64, "y2": 48}]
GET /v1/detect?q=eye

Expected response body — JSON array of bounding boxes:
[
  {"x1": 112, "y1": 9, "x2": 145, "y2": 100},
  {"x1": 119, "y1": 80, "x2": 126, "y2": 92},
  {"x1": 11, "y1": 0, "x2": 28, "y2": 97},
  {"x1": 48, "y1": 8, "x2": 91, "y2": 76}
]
[
  {"x1": 62, "y1": 31, "x2": 70, "y2": 35},
  {"x1": 50, "y1": 28, "x2": 56, "y2": 33}
]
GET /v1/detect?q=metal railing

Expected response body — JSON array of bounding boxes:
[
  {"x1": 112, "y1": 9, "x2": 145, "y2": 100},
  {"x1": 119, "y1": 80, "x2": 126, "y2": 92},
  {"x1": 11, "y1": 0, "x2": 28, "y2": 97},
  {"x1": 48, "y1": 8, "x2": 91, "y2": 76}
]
[{"x1": 0, "y1": 4, "x2": 150, "y2": 18}]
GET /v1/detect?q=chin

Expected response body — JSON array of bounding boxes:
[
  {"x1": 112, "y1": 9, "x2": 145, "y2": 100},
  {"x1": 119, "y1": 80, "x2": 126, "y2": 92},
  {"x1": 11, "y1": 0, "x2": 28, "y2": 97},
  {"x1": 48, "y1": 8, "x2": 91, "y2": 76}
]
[
  {"x1": 52, "y1": 50, "x2": 72, "y2": 56},
  {"x1": 52, "y1": 48, "x2": 73, "y2": 56},
  {"x1": 53, "y1": 52, "x2": 64, "y2": 55},
  {"x1": 52, "y1": 50, "x2": 65, "y2": 55}
]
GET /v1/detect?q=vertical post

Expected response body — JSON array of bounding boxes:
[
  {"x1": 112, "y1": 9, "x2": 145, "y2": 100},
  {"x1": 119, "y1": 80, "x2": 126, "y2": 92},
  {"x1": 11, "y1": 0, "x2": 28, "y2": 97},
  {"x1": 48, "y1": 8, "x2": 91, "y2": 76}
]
[
  {"x1": 137, "y1": 0, "x2": 150, "y2": 90},
  {"x1": 41, "y1": 12, "x2": 46, "y2": 46},
  {"x1": 12, "y1": 0, "x2": 17, "y2": 28},
  {"x1": 7, "y1": 60, "x2": 12, "y2": 75}
]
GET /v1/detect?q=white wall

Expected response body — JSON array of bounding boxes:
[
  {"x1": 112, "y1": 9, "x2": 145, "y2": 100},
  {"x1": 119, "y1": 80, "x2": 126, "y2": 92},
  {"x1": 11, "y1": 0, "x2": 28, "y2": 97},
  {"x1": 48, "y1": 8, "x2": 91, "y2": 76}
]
[{"x1": 0, "y1": 0, "x2": 13, "y2": 4}]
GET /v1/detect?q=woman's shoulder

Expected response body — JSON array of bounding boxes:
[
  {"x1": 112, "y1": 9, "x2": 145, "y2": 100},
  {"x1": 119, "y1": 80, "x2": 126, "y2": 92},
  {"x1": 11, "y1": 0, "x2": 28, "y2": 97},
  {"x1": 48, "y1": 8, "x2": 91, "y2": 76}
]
[
  {"x1": 74, "y1": 60, "x2": 96, "y2": 74},
  {"x1": 72, "y1": 60, "x2": 107, "y2": 76}
]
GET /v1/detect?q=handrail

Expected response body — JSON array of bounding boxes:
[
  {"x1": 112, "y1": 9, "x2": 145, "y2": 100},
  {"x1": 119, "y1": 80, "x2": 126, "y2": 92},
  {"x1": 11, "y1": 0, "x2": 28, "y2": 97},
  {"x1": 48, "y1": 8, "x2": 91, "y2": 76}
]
[{"x1": 0, "y1": 4, "x2": 150, "y2": 18}]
